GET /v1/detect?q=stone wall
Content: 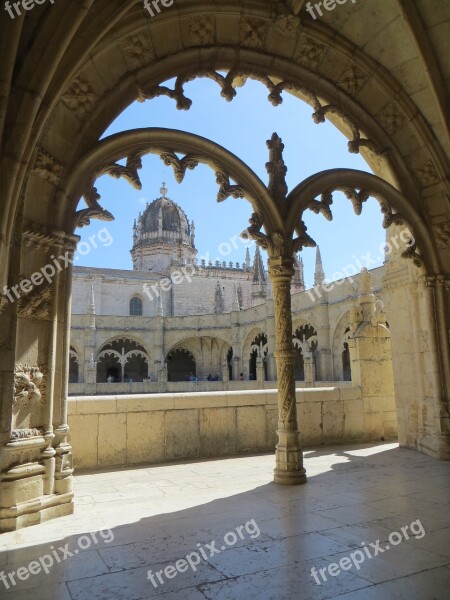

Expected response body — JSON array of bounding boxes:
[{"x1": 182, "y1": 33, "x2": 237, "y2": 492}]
[{"x1": 68, "y1": 387, "x2": 398, "y2": 470}]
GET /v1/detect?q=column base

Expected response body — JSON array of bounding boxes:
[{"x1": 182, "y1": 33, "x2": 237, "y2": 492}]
[{"x1": 273, "y1": 429, "x2": 307, "y2": 485}]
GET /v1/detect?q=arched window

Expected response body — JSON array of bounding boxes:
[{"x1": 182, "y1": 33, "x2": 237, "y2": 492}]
[{"x1": 129, "y1": 296, "x2": 143, "y2": 316}]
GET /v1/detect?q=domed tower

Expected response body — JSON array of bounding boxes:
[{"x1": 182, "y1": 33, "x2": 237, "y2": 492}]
[{"x1": 131, "y1": 184, "x2": 197, "y2": 274}]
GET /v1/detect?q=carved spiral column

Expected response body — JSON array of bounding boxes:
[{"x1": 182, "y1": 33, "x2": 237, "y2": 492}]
[{"x1": 269, "y1": 255, "x2": 307, "y2": 484}]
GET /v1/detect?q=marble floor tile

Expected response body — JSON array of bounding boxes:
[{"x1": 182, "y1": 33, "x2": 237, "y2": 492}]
[{"x1": 1, "y1": 442, "x2": 449, "y2": 600}]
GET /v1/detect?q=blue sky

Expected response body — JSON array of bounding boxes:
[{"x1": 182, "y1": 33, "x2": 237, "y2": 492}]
[{"x1": 76, "y1": 77, "x2": 387, "y2": 288}]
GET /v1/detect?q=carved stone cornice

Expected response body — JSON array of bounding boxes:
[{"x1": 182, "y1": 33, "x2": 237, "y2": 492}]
[
  {"x1": 22, "y1": 225, "x2": 78, "y2": 252},
  {"x1": 418, "y1": 275, "x2": 450, "y2": 290}
]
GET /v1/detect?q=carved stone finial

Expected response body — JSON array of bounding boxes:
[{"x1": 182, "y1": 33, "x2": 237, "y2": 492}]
[{"x1": 266, "y1": 133, "x2": 288, "y2": 206}]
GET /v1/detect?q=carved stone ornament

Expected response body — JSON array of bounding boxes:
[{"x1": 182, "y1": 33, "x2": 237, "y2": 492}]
[
  {"x1": 294, "y1": 36, "x2": 327, "y2": 71},
  {"x1": 337, "y1": 64, "x2": 370, "y2": 97},
  {"x1": 275, "y1": 14, "x2": 300, "y2": 38},
  {"x1": 14, "y1": 364, "x2": 46, "y2": 407},
  {"x1": 185, "y1": 15, "x2": 215, "y2": 46},
  {"x1": 17, "y1": 281, "x2": 53, "y2": 320},
  {"x1": 342, "y1": 187, "x2": 370, "y2": 216},
  {"x1": 33, "y1": 148, "x2": 63, "y2": 185},
  {"x1": 22, "y1": 227, "x2": 78, "y2": 253},
  {"x1": 215, "y1": 170, "x2": 245, "y2": 202},
  {"x1": 160, "y1": 152, "x2": 199, "y2": 183},
  {"x1": 379, "y1": 200, "x2": 405, "y2": 229},
  {"x1": 375, "y1": 102, "x2": 406, "y2": 136},
  {"x1": 11, "y1": 427, "x2": 44, "y2": 440},
  {"x1": 401, "y1": 238, "x2": 423, "y2": 268},
  {"x1": 134, "y1": 69, "x2": 381, "y2": 158},
  {"x1": 266, "y1": 133, "x2": 288, "y2": 207},
  {"x1": 120, "y1": 31, "x2": 155, "y2": 69},
  {"x1": 103, "y1": 154, "x2": 143, "y2": 189},
  {"x1": 75, "y1": 185, "x2": 115, "y2": 228},
  {"x1": 240, "y1": 16, "x2": 268, "y2": 49},
  {"x1": 416, "y1": 159, "x2": 441, "y2": 188},
  {"x1": 433, "y1": 220, "x2": 450, "y2": 248},
  {"x1": 61, "y1": 75, "x2": 96, "y2": 119}
]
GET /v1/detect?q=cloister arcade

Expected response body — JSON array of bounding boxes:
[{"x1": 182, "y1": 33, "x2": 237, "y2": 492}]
[{"x1": 0, "y1": 1, "x2": 448, "y2": 534}]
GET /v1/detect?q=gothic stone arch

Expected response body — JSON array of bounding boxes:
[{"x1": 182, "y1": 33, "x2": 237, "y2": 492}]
[{"x1": 0, "y1": 1, "x2": 449, "y2": 531}]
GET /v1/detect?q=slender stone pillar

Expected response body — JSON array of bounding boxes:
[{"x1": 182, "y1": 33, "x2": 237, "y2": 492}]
[{"x1": 269, "y1": 255, "x2": 307, "y2": 485}]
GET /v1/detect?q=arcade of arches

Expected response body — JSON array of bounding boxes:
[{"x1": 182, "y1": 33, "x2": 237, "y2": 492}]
[{"x1": 0, "y1": 1, "x2": 448, "y2": 534}]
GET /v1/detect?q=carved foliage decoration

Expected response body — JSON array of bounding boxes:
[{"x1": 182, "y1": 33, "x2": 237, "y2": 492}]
[
  {"x1": 379, "y1": 199, "x2": 405, "y2": 229},
  {"x1": 120, "y1": 31, "x2": 155, "y2": 69},
  {"x1": 434, "y1": 220, "x2": 450, "y2": 249},
  {"x1": 240, "y1": 16, "x2": 268, "y2": 49},
  {"x1": 293, "y1": 220, "x2": 316, "y2": 252},
  {"x1": 216, "y1": 171, "x2": 245, "y2": 202},
  {"x1": 14, "y1": 364, "x2": 46, "y2": 407},
  {"x1": 375, "y1": 102, "x2": 406, "y2": 136},
  {"x1": 11, "y1": 428, "x2": 44, "y2": 440},
  {"x1": 33, "y1": 148, "x2": 63, "y2": 185},
  {"x1": 62, "y1": 75, "x2": 96, "y2": 119},
  {"x1": 185, "y1": 15, "x2": 215, "y2": 46},
  {"x1": 294, "y1": 36, "x2": 327, "y2": 71},
  {"x1": 160, "y1": 152, "x2": 199, "y2": 183},
  {"x1": 135, "y1": 69, "x2": 382, "y2": 158},
  {"x1": 337, "y1": 64, "x2": 370, "y2": 97},
  {"x1": 401, "y1": 238, "x2": 423, "y2": 268},
  {"x1": 17, "y1": 282, "x2": 53, "y2": 320},
  {"x1": 75, "y1": 185, "x2": 115, "y2": 229},
  {"x1": 342, "y1": 187, "x2": 370, "y2": 216},
  {"x1": 275, "y1": 14, "x2": 300, "y2": 38},
  {"x1": 306, "y1": 190, "x2": 333, "y2": 221},
  {"x1": 103, "y1": 154, "x2": 143, "y2": 190},
  {"x1": 416, "y1": 160, "x2": 441, "y2": 188}
]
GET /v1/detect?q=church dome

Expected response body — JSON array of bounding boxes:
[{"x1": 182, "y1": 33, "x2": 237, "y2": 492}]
[
  {"x1": 131, "y1": 184, "x2": 197, "y2": 273},
  {"x1": 141, "y1": 196, "x2": 190, "y2": 236}
]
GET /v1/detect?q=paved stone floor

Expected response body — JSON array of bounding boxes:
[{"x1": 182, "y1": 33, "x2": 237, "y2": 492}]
[{"x1": 1, "y1": 442, "x2": 449, "y2": 599}]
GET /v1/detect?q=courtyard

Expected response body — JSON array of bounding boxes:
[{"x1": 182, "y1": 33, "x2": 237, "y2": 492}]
[{"x1": 1, "y1": 442, "x2": 449, "y2": 599}]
